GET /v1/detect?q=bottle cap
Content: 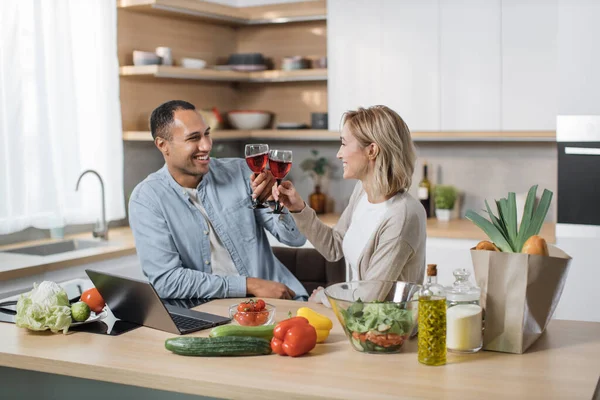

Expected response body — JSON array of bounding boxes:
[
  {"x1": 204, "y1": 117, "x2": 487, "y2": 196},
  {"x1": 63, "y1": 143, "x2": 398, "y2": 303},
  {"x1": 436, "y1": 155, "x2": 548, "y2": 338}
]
[{"x1": 426, "y1": 264, "x2": 437, "y2": 277}]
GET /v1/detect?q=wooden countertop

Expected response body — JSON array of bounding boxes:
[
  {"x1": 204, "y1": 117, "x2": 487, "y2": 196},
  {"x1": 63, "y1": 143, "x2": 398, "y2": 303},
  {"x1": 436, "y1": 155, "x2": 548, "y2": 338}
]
[
  {"x1": 0, "y1": 299, "x2": 598, "y2": 399},
  {"x1": 0, "y1": 217, "x2": 556, "y2": 282},
  {"x1": 426, "y1": 218, "x2": 556, "y2": 242},
  {"x1": 319, "y1": 214, "x2": 556, "y2": 242}
]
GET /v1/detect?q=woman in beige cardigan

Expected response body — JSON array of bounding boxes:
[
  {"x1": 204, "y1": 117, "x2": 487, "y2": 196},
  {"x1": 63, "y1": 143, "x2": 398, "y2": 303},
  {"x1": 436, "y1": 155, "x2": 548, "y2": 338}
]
[{"x1": 272, "y1": 105, "x2": 427, "y2": 304}]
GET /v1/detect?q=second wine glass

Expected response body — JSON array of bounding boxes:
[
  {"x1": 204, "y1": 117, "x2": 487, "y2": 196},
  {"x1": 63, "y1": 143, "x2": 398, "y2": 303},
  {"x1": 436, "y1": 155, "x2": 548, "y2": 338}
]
[
  {"x1": 268, "y1": 149, "x2": 293, "y2": 214},
  {"x1": 245, "y1": 143, "x2": 269, "y2": 209}
]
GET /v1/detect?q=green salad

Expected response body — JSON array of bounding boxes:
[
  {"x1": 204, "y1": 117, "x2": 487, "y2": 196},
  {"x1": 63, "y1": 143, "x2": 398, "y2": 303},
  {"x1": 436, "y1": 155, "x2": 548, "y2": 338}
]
[{"x1": 340, "y1": 300, "x2": 414, "y2": 353}]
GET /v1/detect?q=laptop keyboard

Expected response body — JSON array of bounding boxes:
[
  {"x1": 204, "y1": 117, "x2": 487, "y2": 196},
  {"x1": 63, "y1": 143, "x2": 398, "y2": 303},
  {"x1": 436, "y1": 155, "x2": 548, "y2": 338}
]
[{"x1": 171, "y1": 313, "x2": 214, "y2": 332}]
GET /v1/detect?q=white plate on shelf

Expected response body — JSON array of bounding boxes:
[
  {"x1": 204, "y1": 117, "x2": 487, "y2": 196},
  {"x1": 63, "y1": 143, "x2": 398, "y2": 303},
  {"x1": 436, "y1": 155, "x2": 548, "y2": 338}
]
[
  {"x1": 231, "y1": 64, "x2": 267, "y2": 72},
  {"x1": 71, "y1": 309, "x2": 108, "y2": 327}
]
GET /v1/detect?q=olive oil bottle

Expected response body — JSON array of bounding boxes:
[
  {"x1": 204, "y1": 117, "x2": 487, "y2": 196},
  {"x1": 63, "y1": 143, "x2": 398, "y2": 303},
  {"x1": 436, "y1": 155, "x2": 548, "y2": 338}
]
[{"x1": 418, "y1": 264, "x2": 447, "y2": 366}]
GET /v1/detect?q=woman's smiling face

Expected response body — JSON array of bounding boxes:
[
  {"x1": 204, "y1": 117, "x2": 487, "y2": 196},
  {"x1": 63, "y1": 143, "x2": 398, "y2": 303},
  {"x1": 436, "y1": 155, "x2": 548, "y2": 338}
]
[{"x1": 336, "y1": 123, "x2": 369, "y2": 180}]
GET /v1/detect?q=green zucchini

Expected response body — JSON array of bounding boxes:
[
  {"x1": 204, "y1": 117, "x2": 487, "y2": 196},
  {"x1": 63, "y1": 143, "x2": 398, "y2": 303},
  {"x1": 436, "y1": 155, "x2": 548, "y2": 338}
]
[
  {"x1": 165, "y1": 336, "x2": 272, "y2": 357},
  {"x1": 209, "y1": 324, "x2": 275, "y2": 340}
]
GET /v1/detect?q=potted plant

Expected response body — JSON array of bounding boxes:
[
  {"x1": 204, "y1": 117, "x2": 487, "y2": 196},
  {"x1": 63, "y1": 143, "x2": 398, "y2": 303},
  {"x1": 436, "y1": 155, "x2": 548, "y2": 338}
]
[
  {"x1": 434, "y1": 185, "x2": 458, "y2": 222},
  {"x1": 300, "y1": 150, "x2": 334, "y2": 214}
]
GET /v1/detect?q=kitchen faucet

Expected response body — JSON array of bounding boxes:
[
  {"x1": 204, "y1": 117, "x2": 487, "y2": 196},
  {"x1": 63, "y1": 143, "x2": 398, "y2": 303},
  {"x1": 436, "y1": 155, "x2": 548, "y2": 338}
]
[{"x1": 75, "y1": 169, "x2": 108, "y2": 240}]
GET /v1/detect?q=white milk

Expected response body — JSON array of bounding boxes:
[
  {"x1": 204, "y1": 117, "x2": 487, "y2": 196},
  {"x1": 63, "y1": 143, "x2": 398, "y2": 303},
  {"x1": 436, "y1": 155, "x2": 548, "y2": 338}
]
[{"x1": 446, "y1": 304, "x2": 482, "y2": 353}]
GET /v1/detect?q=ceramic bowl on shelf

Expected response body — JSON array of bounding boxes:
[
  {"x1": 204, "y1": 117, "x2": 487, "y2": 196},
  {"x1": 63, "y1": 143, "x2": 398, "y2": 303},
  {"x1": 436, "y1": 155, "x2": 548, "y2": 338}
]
[
  {"x1": 276, "y1": 122, "x2": 309, "y2": 130},
  {"x1": 312, "y1": 56, "x2": 327, "y2": 69},
  {"x1": 228, "y1": 110, "x2": 271, "y2": 130},
  {"x1": 281, "y1": 56, "x2": 310, "y2": 70},
  {"x1": 180, "y1": 57, "x2": 207, "y2": 69},
  {"x1": 133, "y1": 50, "x2": 161, "y2": 66},
  {"x1": 228, "y1": 53, "x2": 265, "y2": 65},
  {"x1": 324, "y1": 281, "x2": 420, "y2": 354},
  {"x1": 231, "y1": 64, "x2": 267, "y2": 72}
]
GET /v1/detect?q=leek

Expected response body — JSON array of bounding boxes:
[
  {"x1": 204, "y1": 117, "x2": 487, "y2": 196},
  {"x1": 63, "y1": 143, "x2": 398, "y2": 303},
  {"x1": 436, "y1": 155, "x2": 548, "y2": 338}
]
[{"x1": 466, "y1": 185, "x2": 553, "y2": 253}]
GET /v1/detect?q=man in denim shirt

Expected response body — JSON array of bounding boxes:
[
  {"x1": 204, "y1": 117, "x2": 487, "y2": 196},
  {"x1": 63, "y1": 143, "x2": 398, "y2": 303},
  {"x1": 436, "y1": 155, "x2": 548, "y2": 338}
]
[{"x1": 129, "y1": 100, "x2": 308, "y2": 300}]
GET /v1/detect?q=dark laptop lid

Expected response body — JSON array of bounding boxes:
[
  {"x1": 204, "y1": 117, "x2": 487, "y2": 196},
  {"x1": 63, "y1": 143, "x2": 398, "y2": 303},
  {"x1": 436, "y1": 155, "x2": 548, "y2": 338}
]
[{"x1": 85, "y1": 270, "x2": 181, "y2": 334}]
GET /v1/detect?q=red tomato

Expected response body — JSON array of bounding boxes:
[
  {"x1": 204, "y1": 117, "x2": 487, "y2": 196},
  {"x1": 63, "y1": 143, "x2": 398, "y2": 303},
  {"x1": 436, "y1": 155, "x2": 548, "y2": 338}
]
[
  {"x1": 80, "y1": 288, "x2": 105, "y2": 314},
  {"x1": 254, "y1": 310, "x2": 269, "y2": 325},
  {"x1": 254, "y1": 299, "x2": 266, "y2": 311},
  {"x1": 234, "y1": 312, "x2": 257, "y2": 326},
  {"x1": 237, "y1": 301, "x2": 255, "y2": 312}
]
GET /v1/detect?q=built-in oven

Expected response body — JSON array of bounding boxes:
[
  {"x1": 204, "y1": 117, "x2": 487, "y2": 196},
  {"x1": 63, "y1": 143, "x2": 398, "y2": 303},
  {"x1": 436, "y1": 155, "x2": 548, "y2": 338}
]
[{"x1": 557, "y1": 116, "x2": 600, "y2": 232}]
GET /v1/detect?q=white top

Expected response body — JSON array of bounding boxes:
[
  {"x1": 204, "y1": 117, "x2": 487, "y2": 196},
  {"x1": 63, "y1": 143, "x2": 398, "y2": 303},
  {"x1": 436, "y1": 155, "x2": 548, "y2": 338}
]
[
  {"x1": 184, "y1": 188, "x2": 239, "y2": 277},
  {"x1": 342, "y1": 193, "x2": 393, "y2": 280}
]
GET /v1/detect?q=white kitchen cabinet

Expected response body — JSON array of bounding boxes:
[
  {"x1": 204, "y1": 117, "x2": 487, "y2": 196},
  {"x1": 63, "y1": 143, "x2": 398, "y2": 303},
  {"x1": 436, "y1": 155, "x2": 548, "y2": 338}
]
[
  {"x1": 327, "y1": 0, "x2": 383, "y2": 130},
  {"x1": 440, "y1": 0, "x2": 502, "y2": 131},
  {"x1": 557, "y1": 0, "x2": 600, "y2": 115},
  {"x1": 426, "y1": 238, "x2": 479, "y2": 287},
  {"x1": 379, "y1": 0, "x2": 440, "y2": 131},
  {"x1": 554, "y1": 233, "x2": 600, "y2": 322},
  {"x1": 502, "y1": 0, "x2": 558, "y2": 131},
  {"x1": 329, "y1": 0, "x2": 439, "y2": 131}
]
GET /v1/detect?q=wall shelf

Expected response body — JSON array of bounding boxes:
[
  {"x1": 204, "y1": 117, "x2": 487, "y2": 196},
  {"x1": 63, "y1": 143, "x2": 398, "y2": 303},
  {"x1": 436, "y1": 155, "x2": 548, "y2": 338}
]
[
  {"x1": 123, "y1": 130, "x2": 556, "y2": 142},
  {"x1": 117, "y1": 0, "x2": 326, "y2": 26},
  {"x1": 119, "y1": 65, "x2": 327, "y2": 83},
  {"x1": 410, "y1": 131, "x2": 556, "y2": 142},
  {"x1": 123, "y1": 130, "x2": 337, "y2": 142}
]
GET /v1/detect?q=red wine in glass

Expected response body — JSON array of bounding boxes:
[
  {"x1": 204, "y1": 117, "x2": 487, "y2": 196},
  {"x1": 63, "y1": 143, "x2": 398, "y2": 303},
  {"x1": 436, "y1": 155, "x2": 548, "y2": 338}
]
[
  {"x1": 245, "y1": 144, "x2": 269, "y2": 209},
  {"x1": 268, "y1": 149, "x2": 293, "y2": 214},
  {"x1": 246, "y1": 152, "x2": 268, "y2": 174},
  {"x1": 269, "y1": 159, "x2": 292, "y2": 179}
]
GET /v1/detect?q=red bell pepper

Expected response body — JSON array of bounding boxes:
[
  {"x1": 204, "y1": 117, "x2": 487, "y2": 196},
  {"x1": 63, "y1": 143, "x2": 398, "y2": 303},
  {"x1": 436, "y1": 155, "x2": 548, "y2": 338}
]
[{"x1": 270, "y1": 316, "x2": 317, "y2": 357}]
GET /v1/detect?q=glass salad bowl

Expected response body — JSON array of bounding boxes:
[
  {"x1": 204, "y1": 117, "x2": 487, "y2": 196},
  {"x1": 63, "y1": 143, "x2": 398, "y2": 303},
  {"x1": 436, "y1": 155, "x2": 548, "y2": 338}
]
[{"x1": 324, "y1": 281, "x2": 421, "y2": 354}]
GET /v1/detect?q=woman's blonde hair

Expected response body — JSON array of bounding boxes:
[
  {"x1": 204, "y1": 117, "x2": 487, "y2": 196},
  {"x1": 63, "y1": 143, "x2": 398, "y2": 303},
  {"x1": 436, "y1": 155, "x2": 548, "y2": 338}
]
[{"x1": 342, "y1": 105, "x2": 416, "y2": 198}]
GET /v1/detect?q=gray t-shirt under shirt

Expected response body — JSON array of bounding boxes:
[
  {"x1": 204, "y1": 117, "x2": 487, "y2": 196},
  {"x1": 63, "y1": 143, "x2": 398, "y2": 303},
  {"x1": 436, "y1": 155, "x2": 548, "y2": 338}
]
[{"x1": 184, "y1": 188, "x2": 239, "y2": 277}]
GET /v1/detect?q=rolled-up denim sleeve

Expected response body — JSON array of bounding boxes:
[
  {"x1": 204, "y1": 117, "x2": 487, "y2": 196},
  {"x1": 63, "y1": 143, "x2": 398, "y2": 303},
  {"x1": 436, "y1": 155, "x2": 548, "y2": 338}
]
[
  {"x1": 257, "y1": 210, "x2": 306, "y2": 247},
  {"x1": 129, "y1": 196, "x2": 247, "y2": 299},
  {"x1": 239, "y1": 165, "x2": 306, "y2": 247}
]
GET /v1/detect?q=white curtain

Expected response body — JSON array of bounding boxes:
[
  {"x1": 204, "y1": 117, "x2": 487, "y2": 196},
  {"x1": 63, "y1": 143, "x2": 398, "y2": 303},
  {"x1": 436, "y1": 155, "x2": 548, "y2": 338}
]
[{"x1": 0, "y1": 0, "x2": 125, "y2": 234}]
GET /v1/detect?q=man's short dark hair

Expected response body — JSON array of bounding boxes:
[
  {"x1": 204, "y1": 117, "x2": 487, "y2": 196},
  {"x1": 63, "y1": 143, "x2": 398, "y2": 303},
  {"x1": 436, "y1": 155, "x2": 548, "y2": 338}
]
[{"x1": 149, "y1": 100, "x2": 196, "y2": 140}]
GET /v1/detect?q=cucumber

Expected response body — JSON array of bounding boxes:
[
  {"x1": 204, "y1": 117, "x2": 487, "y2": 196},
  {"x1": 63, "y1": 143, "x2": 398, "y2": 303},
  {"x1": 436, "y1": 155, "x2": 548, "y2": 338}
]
[
  {"x1": 165, "y1": 336, "x2": 272, "y2": 357},
  {"x1": 209, "y1": 324, "x2": 275, "y2": 340}
]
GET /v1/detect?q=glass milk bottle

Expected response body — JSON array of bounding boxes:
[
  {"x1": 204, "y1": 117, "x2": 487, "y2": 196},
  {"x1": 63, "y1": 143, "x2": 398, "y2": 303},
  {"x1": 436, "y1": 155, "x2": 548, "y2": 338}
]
[
  {"x1": 445, "y1": 269, "x2": 483, "y2": 353},
  {"x1": 418, "y1": 264, "x2": 447, "y2": 366}
]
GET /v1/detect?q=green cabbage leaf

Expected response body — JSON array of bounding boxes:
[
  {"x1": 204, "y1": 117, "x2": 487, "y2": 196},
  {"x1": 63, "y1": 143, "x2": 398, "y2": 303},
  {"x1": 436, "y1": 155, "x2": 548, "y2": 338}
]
[{"x1": 15, "y1": 281, "x2": 72, "y2": 334}]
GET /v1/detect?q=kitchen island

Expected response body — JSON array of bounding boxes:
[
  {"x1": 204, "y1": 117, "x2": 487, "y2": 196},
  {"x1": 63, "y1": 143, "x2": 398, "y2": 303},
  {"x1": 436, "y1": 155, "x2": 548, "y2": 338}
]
[{"x1": 0, "y1": 299, "x2": 598, "y2": 399}]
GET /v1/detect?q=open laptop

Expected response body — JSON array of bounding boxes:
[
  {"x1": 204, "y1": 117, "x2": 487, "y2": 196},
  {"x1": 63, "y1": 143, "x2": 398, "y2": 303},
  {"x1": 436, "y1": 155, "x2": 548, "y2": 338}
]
[{"x1": 85, "y1": 270, "x2": 231, "y2": 335}]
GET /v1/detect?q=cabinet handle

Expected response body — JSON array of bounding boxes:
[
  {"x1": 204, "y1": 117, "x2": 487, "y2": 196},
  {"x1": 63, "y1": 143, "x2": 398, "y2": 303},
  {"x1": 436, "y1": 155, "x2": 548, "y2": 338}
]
[{"x1": 564, "y1": 147, "x2": 600, "y2": 156}]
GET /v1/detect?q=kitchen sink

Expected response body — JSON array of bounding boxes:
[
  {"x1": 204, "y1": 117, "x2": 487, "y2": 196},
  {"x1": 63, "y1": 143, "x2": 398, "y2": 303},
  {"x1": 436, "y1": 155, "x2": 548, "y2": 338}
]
[{"x1": 2, "y1": 239, "x2": 108, "y2": 256}]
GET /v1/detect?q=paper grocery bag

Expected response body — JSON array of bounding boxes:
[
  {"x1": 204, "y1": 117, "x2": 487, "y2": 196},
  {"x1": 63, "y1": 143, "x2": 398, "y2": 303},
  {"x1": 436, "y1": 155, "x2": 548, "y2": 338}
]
[{"x1": 470, "y1": 245, "x2": 571, "y2": 354}]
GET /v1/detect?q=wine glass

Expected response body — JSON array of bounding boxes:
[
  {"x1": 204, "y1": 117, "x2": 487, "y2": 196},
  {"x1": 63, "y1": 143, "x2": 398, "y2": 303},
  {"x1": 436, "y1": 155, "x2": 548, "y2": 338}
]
[
  {"x1": 245, "y1": 144, "x2": 269, "y2": 209},
  {"x1": 268, "y1": 149, "x2": 293, "y2": 214}
]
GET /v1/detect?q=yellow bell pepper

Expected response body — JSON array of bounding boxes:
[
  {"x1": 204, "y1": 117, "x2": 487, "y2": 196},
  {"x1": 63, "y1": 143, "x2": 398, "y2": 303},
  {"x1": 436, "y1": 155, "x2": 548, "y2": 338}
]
[{"x1": 296, "y1": 307, "x2": 333, "y2": 343}]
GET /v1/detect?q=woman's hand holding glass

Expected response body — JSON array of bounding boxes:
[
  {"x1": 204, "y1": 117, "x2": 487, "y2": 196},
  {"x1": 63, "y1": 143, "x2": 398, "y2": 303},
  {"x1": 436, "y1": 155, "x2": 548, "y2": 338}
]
[
  {"x1": 271, "y1": 180, "x2": 306, "y2": 213},
  {"x1": 268, "y1": 149, "x2": 293, "y2": 214}
]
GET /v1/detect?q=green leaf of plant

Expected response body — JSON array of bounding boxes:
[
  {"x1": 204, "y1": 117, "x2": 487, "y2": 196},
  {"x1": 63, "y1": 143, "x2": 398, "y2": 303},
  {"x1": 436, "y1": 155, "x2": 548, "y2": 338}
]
[
  {"x1": 465, "y1": 210, "x2": 513, "y2": 252},
  {"x1": 495, "y1": 198, "x2": 516, "y2": 251},
  {"x1": 524, "y1": 188, "x2": 553, "y2": 240},
  {"x1": 484, "y1": 200, "x2": 510, "y2": 242},
  {"x1": 516, "y1": 185, "x2": 538, "y2": 251},
  {"x1": 506, "y1": 192, "x2": 518, "y2": 249}
]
